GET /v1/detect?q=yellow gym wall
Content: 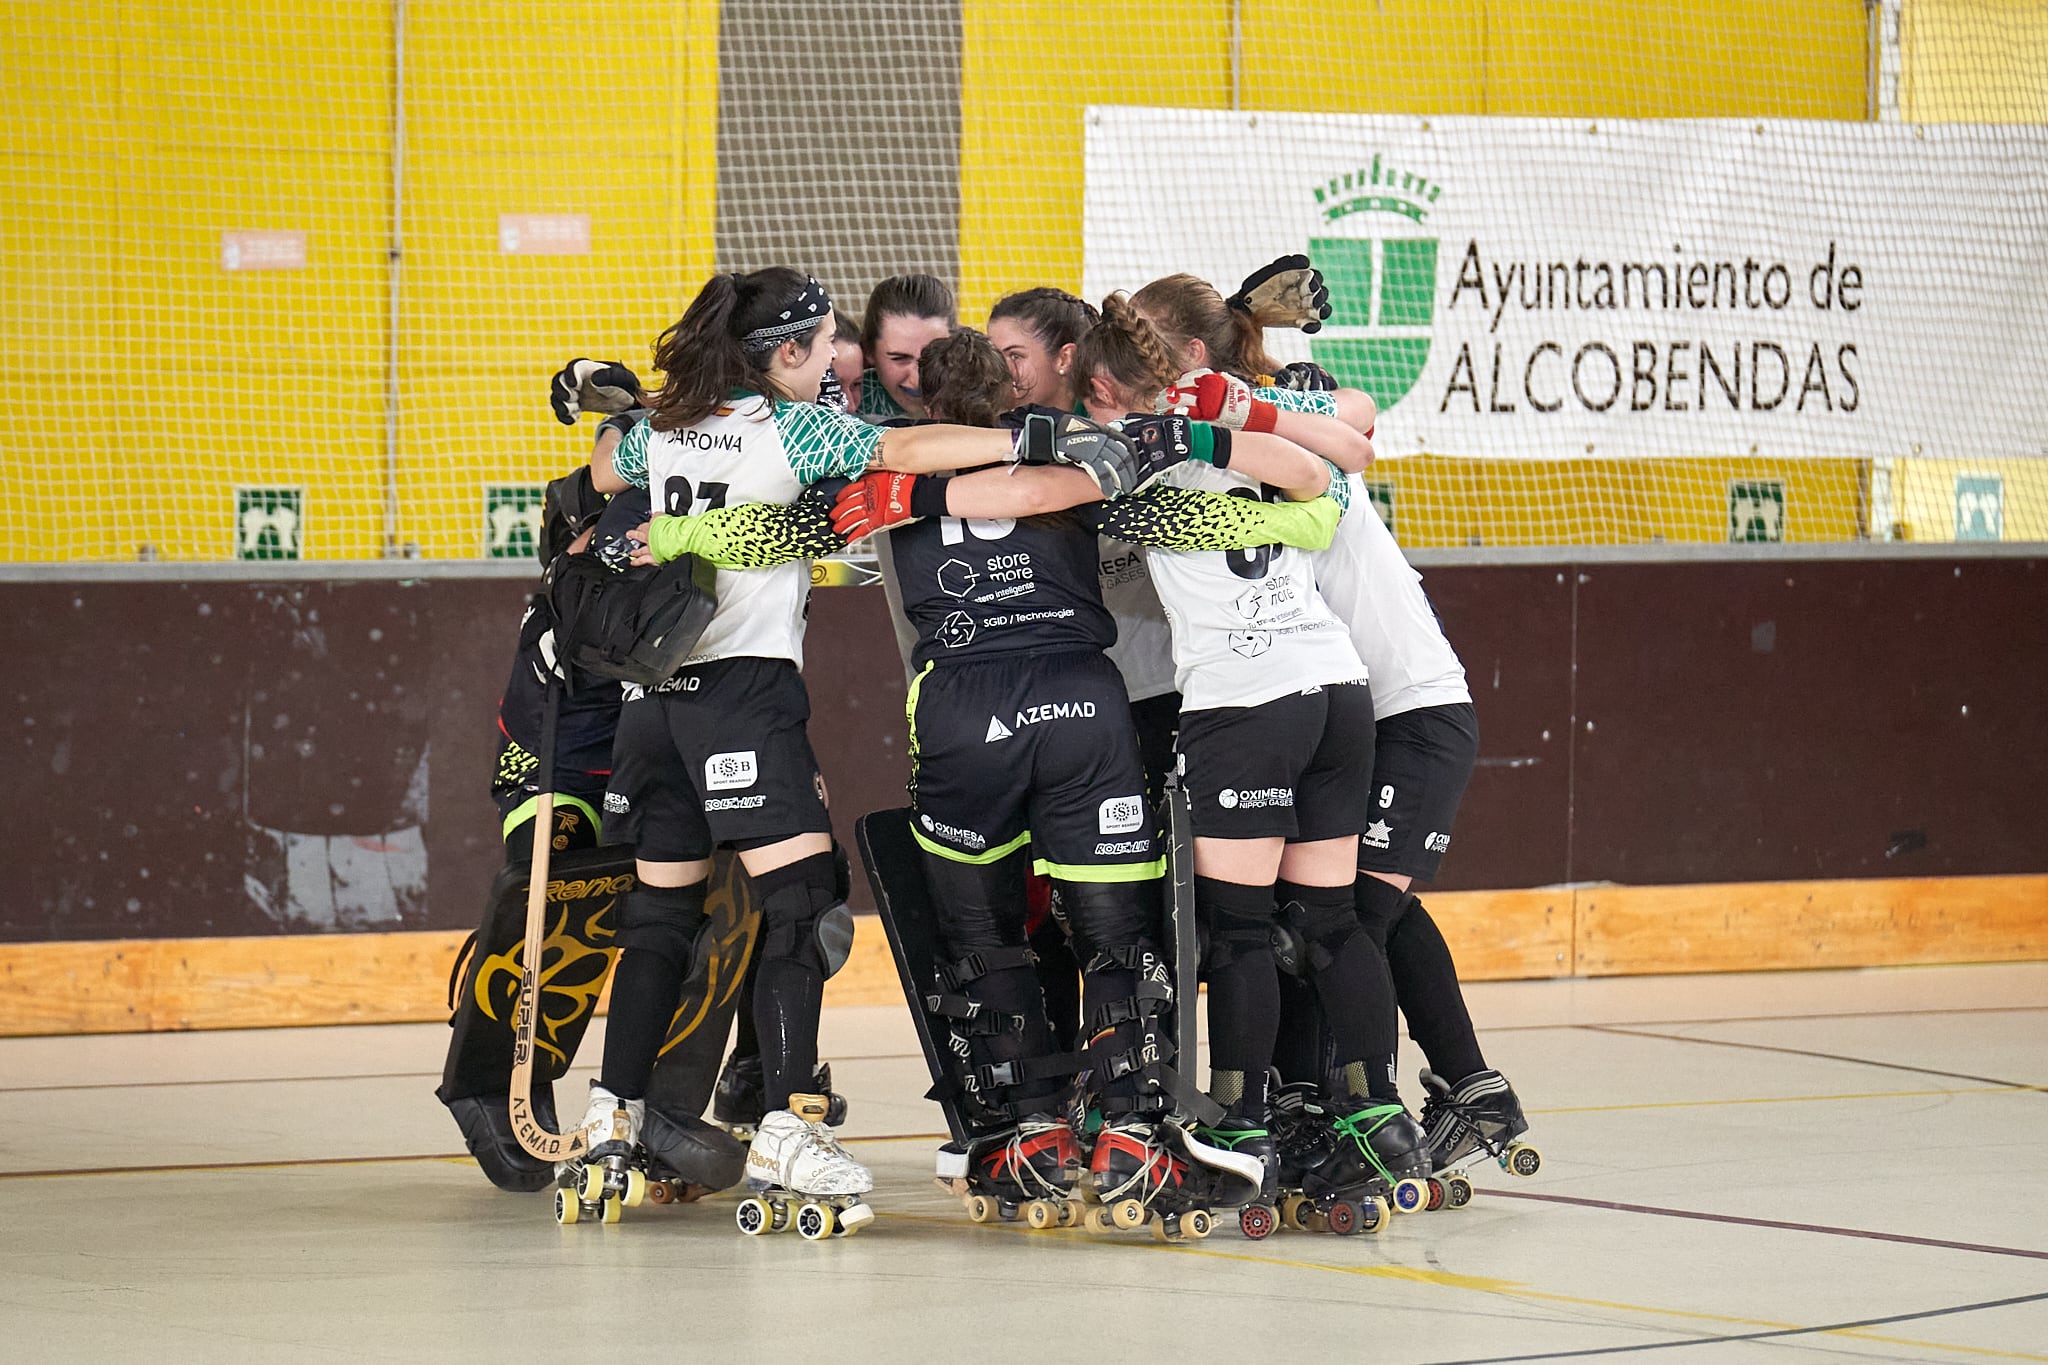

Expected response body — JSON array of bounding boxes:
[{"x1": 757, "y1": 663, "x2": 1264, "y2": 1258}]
[{"x1": 0, "y1": 0, "x2": 720, "y2": 562}]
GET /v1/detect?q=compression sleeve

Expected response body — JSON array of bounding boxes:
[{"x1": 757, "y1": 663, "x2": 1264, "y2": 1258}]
[
  {"x1": 773, "y1": 400, "x2": 886, "y2": 483},
  {"x1": 643, "y1": 490, "x2": 846, "y2": 568},
  {"x1": 1255, "y1": 387, "x2": 1339, "y2": 417},
  {"x1": 612, "y1": 420, "x2": 653, "y2": 489},
  {"x1": 1089, "y1": 486, "x2": 1343, "y2": 552}
]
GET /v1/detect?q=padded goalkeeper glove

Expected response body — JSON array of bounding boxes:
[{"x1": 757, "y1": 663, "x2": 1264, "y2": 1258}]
[
  {"x1": 1227, "y1": 255, "x2": 1333, "y2": 334},
  {"x1": 831, "y1": 471, "x2": 926, "y2": 541},
  {"x1": 1013, "y1": 412, "x2": 1157, "y2": 499},
  {"x1": 549, "y1": 358, "x2": 644, "y2": 425},
  {"x1": 1271, "y1": 360, "x2": 1340, "y2": 392},
  {"x1": 1155, "y1": 368, "x2": 1277, "y2": 433}
]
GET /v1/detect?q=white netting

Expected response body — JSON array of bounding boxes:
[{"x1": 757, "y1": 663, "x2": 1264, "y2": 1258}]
[{"x1": 3, "y1": 0, "x2": 2044, "y2": 560}]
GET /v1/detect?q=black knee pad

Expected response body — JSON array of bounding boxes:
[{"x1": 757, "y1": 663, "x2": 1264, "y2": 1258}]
[
  {"x1": 1198, "y1": 877, "x2": 1277, "y2": 972},
  {"x1": 617, "y1": 881, "x2": 711, "y2": 976},
  {"x1": 756, "y1": 853, "x2": 855, "y2": 979},
  {"x1": 1276, "y1": 881, "x2": 1361, "y2": 975},
  {"x1": 1057, "y1": 878, "x2": 1154, "y2": 960},
  {"x1": 1354, "y1": 874, "x2": 1410, "y2": 949}
]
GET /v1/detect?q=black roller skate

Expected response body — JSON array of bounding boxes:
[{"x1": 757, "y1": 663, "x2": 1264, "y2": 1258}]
[
  {"x1": 1420, "y1": 1069, "x2": 1540, "y2": 1209},
  {"x1": 1268, "y1": 1080, "x2": 1343, "y2": 1235},
  {"x1": 1194, "y1": 1115, "x2": 1279, "y2": 1240},
  {"x1": 935, "y1": 1114, "x2": 1087, "y2": 1230},
  {"x1": 713, "y1": 1054, "x2": 847, "y2": 1139},
  {"x1": 554, "y1": 1083, "x2": 649, "y2": 1225},
  {"x1": 1085, "y1": 1117, "x2": 1264, "y2": 1242},
  {"x1": 1288, "y1": 1100, "x2": 1433, "y2": 1234}
]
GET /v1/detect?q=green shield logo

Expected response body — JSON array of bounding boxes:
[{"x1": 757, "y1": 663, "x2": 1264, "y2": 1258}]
[{"x1": 1305, "y1": 158, "x2": 1441, "y2": 411}]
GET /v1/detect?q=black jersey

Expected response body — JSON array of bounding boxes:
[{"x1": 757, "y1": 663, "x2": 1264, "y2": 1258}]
[{"x1": 884, "y1": 407, "x2": 1117, "y2": 669}]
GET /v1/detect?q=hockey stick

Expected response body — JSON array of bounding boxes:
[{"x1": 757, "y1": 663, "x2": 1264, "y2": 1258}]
[{"x1": 508, "y1": 672, "x2": 590, "y2": 1162}]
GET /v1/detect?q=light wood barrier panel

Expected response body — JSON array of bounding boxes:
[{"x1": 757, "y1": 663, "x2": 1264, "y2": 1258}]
[{"x1": 2, "y1": 874, "x2": 2043, "y2": 1036}]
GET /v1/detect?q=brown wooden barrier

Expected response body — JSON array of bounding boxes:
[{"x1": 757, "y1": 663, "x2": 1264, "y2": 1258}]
[{"x1": 2, "y1": 546, "x2": 2041, "y2": 1035}]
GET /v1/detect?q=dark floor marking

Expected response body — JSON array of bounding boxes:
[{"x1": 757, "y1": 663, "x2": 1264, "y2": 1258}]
[
  {"x1": 1426, "y1": 1288, "x2": 2048, "y2": 1364},
  {"x1": 1583, "y1": 1024, "x2": 2048, "y2": 1092},
  {"x1": 1486, "y1": 1189, "x2": 2048, "y2": 1262}
]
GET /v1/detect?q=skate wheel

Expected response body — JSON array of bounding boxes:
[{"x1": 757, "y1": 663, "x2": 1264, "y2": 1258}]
[
  {"x1": 1238, "y1": 1204, "x2": 1276, "y2": 1241},
  {"x1": 1183, "y1": 1208, "x2": 1213, "y2": 1240},
  {"x1": 796, "y1": 1202, "x2": 836, "y2": 1241},
  {"x1": 1506, "y1": 1143, "x2": 1543, "y2": 1177},
  {"x1": 1391, "y1": 1177, "x2": 1430, "y2": 1214},
  {"x1": 1109, "y1": 1199, "x2": 1147, "y2": 1230},
  {"x1": 1280, "y1": 1194, "x2": 1313, "y2": 1230},
  {"x1": 735, "y1": 1197, "x2": 770, "y2": 1236},
  {"x1": 1425, "y1": 1177, "x2": 1446, "y2": 1212},
  {"x1": 1446, "y1": 1176, "x2": 1475, "y2": 1209},
  {"x1": 1024, "y1": 1200, "x2": 1060, "y2": 1231},
  {"x1": 622, "y1": 1169, "x2": 648, "y2": 1209},
  {"x1": 647, "y1": 1181, "x2": 674, "y2": 1205},
  {"x1": 1083, "y1": 1206, "x2": 1113, "y2": 1234},
  {"x1": 599, "y1": 1196, "x2": 623, "y2": 1224},
  {"x1": 1360, "y1": 1196, "x2": 1390, "y2": 1235},
  {"x1": 554, "y1": 1190, "x2": 580, "y2": 1225},
  {"x1": 770, "y1": 1200, "x2": 794, "y2": 1233},
  {"x1": 964, "y1": 1193, "x2": 995, "y2": 1225},
  {"x1": 1326, "y1": 1200, "x2": 1360, "y2": 1236},
  {"x1": 577, "y1": 1165, "x2": 604, "y2": 1203},
  {"x1": 1149, "y1": 1218, "x2": 1174, "y2": 1243},
  {"x1": 1057, "y1": 1201, "x2": 1080, "y2": 1228}
]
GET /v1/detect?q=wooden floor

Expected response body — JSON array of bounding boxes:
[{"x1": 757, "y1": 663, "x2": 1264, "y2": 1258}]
[{"x1": 3, "y1": 962, "x2": 2046, "y2": 1363}]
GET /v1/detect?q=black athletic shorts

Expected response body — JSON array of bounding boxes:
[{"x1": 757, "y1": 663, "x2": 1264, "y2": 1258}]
[
  {"x1": 908, "y1": 648, "x2": 1158, "y2": 880},
  {"x1": 1177, "y1": 681, "x2": 1376, "y2": 842},
  {"x1": 1356, "y1": 702, "x2": 1479, "y2": 882},
  {"x1": 602, "y1": 658, "x2": 832, "y2": 862},
  {"x1": 491, "y1": 733, "x2": 611, "y2": 855}
]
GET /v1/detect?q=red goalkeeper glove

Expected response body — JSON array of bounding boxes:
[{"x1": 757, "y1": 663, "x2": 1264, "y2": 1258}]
[
  {"x1": 1155, "y1": 369, "x2": 1277, "y2": 433},
  {"x1": 830, "y1": 471, "x2": 925, "y2": 541}
]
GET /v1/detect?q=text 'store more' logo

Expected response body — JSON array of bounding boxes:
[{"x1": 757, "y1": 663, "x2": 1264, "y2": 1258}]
[{"x1": 1306, "y1": 157, "x2": 1441, "y2": 411}]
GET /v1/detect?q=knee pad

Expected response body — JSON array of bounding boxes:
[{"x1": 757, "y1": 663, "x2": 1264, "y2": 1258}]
[
  {"x1": 757, "y1": 854, "x2": 855, "y2": 979},
  {"x1": 1277, "y1": 882, "x2": 1362, "y2": 975},
  {"x1": 1056, "y1": 879, "x2": 1154, "y2": 960},
  {"x1": 1198, "y1": 878, "x2": 1276, "y2": 972},
  {"x1": 1353, "y1": 874, "x2": 1410, "y2": 948},
  {"x1": 617, "y1": 881, "x2": 711, "y2": 977}
]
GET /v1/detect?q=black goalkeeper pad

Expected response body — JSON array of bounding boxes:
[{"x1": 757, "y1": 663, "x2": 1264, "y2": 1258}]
[
  {"x1": 547, "y1": 550, "x2": 719, "y2": 691},
  {"x1": 438, "y1": 847, "x2": 757, "y2": 1192},
  {"x1": 855, "y1": 808, "x2": 983, "y2": 1144}
]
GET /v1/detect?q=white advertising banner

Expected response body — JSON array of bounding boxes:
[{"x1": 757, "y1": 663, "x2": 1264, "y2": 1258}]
[{"x1": 1084, "y1": 109, "x2": 2048, "y2": 462}]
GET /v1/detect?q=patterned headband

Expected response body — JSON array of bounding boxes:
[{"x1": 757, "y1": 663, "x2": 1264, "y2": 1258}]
[{"x1": 742, "y1": 275, "x2": 833, "y2": 352}]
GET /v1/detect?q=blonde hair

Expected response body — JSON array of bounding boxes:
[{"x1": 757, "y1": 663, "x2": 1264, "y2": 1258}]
[{"x1": 1130, "y1": 272, "x2": 1280, "y2": 382}]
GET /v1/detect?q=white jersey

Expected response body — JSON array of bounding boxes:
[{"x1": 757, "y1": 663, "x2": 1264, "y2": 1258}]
[
  {"x1": 1313, "y1": 473, "x2": 1471, "y2": 719},
  {"x1": 621, "y1": 394, "x2": 880, "y2": 669},
  {"x1": 1097, "y1": 536, "x2": 1178, "y2": 703},
  {"x1": 1145, "y1": 463, "x2": 1366, "y2": 712}
]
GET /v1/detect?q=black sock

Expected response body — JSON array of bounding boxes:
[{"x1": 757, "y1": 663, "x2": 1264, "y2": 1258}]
[
  {"x1": 601, "y1": 949, "x2": 686, "y2": 1101},
  {"x1": 730, "y1": 948, "x2": 761, "y2": 1063},
  {"x1": 1387, "y1": 896, "x2": 1487, "y2": 1085},
  {"x1": 1198, "y1": 876, "x2": 1280, "y2": 1077},
  {"x1": 750, "y1": 853, "x2": 840, "y2": 1111},
  {"x1": 1277, "y1": 879, "x2": 1402, "y2": 1099},
  {"x1": 1272, "y1": 970, "x2": 1327, "y2": 1085}
]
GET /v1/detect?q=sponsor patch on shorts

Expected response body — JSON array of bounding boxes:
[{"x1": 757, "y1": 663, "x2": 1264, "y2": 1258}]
[
  {"x1": 704, "y1": 750, "x2": 758, "y2": 791},
  {"x1": 704, "y1": 794, "x2": 767, "y2": 812},
  {"x1": 1219, "y1": 787, "x2": 1293, "y2": 811},
  {"x1": 1098, "y1": 795, "x2": 1145, "y2": 835},
  {"x1": 918, "y1": 811, "x2": 988, "y2": 852},
  {"x1": 1094, "y1": 839, "x2": 1152, "y2": 856},
  {"x1": 1425, "y1": 831, "x2": 1451, "y2": 853}
]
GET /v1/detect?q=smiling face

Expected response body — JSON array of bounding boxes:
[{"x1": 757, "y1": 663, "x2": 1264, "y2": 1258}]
[
  {"x1": 871, "y1": 313, "x2": 953, "y2": 416},
  {"x1": 766, "y1": 325, "x2": 833, "y2": 403},
  {"x1": 988, "y1": 316, "x2": 1075, "y2": 410}
]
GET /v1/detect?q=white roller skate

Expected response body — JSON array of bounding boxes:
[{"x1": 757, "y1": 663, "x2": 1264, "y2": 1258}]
[
  {"x1": 553, "y1": 1083, "x2": 649, "y2": 1225},
  {"x1": 736, "y1": 1092, "x2": 875, "y2": 1240}
]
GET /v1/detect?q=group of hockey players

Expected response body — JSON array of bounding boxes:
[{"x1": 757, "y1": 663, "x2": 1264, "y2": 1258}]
[{"x1": 438, "y1": 256, "x2": 1539, "y2": 1241}]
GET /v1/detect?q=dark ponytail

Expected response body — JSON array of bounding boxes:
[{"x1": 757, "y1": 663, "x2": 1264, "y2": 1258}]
[
  {"x1": 917, "y1": 329, "x2": 1011, "y2": 428},
  {"x1": 648, "y1": 267, "x2": 824, "y2": 430}
]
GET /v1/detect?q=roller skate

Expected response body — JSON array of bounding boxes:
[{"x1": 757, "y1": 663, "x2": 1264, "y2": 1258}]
[
  {"x1": 553, "y1": 1083, "x2": 650, "y2": 1225},
  {"x1": 1083, "y1": 1117, "x2": 1263, "y2": 1242},
  {"x1": 736, "y1": 1092, "x2": 874, "y2": 1241},
  {"x1": 1194, "y1": 1115, "x2": 1280, "y2": 1240},
  {"x1": 1420, "y1": 1069, "x2": 1541, "y2": 1209},
  {"x1": 1280, "y1": 1098, "x2": 1431, "y2": 1235},
  {"x1": 713, "y1": 1054, "x2": 847, "y2": 1140},
  {"x1": 935, "y1": 1114, "x2": 1087, "y2": 1230},
  {"x1": 1268, "y1": 1080, "x2": 1348, "y2": 1236}
]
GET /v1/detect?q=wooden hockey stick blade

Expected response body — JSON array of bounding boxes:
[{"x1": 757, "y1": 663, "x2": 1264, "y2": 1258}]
[{"x1": 508, "y1": 789, "x2": 589, "y2": 1162}]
